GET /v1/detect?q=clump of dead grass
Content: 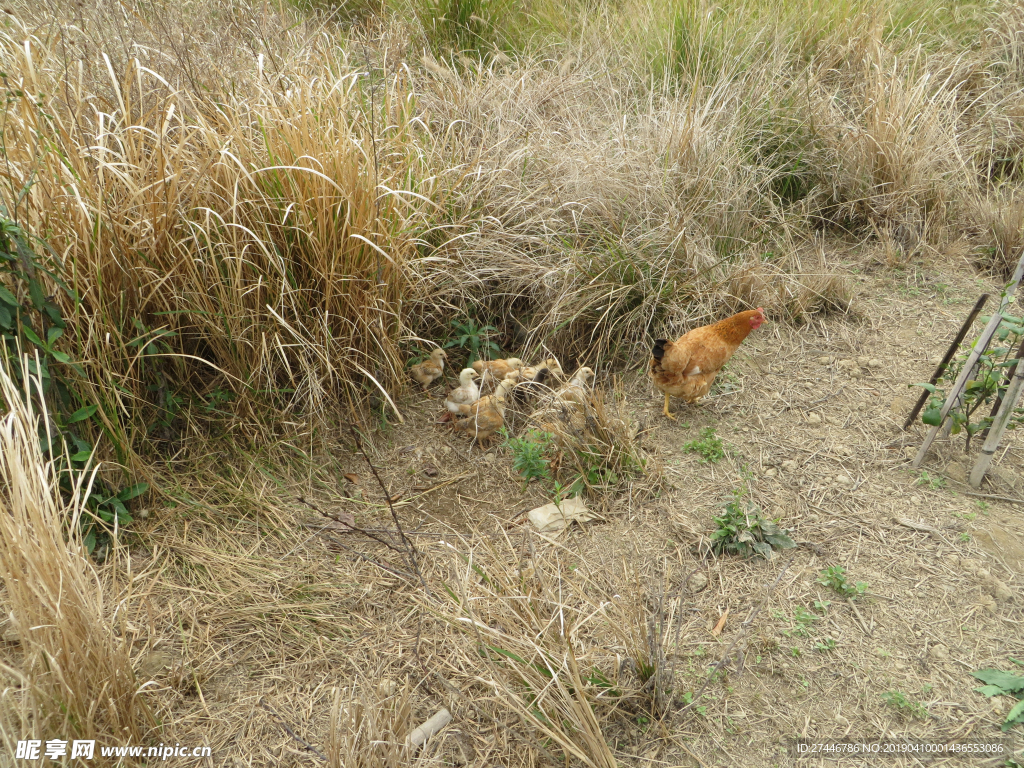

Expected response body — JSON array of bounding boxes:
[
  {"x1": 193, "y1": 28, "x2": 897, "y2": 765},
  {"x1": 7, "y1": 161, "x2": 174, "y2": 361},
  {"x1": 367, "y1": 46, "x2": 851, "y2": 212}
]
[
  {"x1": 0, "y1": 365, "x2": 153, "y2": 755},
  {"x1": 526, "y1": 379, "x2": 659, "y2": 502},
  {"x1": 426, "y1": 534, "x2": 621, "y2": 768},
  {"x1": 328, "y1": 681, "x2": 417, "y2": 768}
]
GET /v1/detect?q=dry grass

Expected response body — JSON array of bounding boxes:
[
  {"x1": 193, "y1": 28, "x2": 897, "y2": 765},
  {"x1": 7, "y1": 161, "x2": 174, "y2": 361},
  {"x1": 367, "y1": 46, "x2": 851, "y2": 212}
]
[
  {"x1": 525, "y1": 379, "x2": 659, "y2": 502},
  {"x1": 2, "y1": 0, "x2": 1021, "y2": 459},
  {"x1": 1, "y1": 0, "x2": 1023, "y2": 765},
  {"x1": 0, "y1": 364, "x2": 153, "y2": 761}
]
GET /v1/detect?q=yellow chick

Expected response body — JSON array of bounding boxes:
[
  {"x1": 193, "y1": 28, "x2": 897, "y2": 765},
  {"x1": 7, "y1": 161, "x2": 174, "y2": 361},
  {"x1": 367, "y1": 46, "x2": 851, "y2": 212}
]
[
  {"x1": 555, "y1": 366, "x2": 596, "y2": 406},
  {"x1": 445, "y1": 368, "x2": 482, "y2": 414},
  {"x1": 452, "y1": 373, "x2": 519, "y2": 445},
  {"x1": 473, "y1": 357, "x2": 524, "y2": 391},
  {"x1": 409, "y1": 348, "x2": 447, "y2": 389}
]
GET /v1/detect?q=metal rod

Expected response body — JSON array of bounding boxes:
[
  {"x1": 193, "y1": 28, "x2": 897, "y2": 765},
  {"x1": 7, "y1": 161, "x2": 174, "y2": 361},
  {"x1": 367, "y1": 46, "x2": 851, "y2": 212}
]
[{"x1": 903, "y1": 293, "x2": 989, "y2": 430}]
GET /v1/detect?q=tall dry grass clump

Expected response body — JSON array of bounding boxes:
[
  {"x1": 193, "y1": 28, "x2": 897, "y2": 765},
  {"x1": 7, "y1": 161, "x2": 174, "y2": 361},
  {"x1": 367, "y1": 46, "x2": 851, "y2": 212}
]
[
  {"x1": 0, "y1": 365, "x2": 152, "y2": 758},
  {"x1": 1, "y1": 0, "x2": 1022, "y2": 448},
  {"x1": 0, "y1": 7, "x2": 418, "y2": 448}
]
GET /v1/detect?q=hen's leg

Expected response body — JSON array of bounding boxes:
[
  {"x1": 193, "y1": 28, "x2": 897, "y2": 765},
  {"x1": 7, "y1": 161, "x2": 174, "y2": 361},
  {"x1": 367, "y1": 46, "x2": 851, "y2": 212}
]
[{"x1": 662, "y1": 393, "x2": 677, "y2": 421}]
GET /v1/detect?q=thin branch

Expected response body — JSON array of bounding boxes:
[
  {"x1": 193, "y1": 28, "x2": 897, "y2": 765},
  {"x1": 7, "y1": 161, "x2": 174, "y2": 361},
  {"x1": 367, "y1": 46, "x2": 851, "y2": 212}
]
[
  {"x1": 259, "y1": 697, "x2": 327, "y2": 762},
  {"x1": 348, "y1": 426, "x2": 432, "y2": 597}
]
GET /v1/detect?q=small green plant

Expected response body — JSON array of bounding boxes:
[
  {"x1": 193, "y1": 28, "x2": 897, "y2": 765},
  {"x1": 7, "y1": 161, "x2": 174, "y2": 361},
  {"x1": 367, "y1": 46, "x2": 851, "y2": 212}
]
[
  {"x1": 817, "y1": 566, "x2": 868, "y2": 599},
  {"x1": 445, "y1": 317, "x2": 500, "y2": 367},
  {"x1": 126, "y1": 318, "x2": 182, "y2": 439},
  {"x1": 505, "y1": 430, "x2": 553, "y2": 488},
  {"x1": 680, "y1": 691, "x2": 707, "y2": 716},
  {"x1": 781, "y1": 607, "x2": 817, "y2": 638},
  {"x1": 973, "y1": 668, "x2": 1024, "y2": 731},
  {"x1": 709, "y1": 490, "x2": 795, "y2": 560},
  {"x1": 813, "y1": 599, "x2": 831, "y2": 613},
  {"x1": 915, "y1": 470, "x2": 946, "y2": 489},
  {"x1": 881, "y1": 690, "x2": 929, "y2": 720},
  {"x1": 0, "y1": 209, "x2": 145, "y2": 553},
  {"x1": 813, "y1": 638, "x2": 837, "y2": 653},
  {"x1": 685, "y1": 427, "x2": 725, "y2": 463},
  {"x1": 977, "y1": 500, "x2": 991, "y2": 514},
  {"x1": 914, "y1": 307, "x2": 1024, "y2": 449}
]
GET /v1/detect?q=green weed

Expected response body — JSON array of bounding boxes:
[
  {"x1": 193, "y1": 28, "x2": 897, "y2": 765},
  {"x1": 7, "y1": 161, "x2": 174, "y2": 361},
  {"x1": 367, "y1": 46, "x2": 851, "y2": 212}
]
[
  {"x1": 685, "y1": 427, "x2": 726, "y2": 463},
  {"x1": 881, "y1": 690, "x2": 929, "y2": 720},
  {"x1": 0, "y1": 210, "x2": 146, "y2": 553},
  {"x1": 445, "y1": 317, "x2": 501, "y2": 367},
  {"x1": 505, "y1": 430, "x2": 553, "y2": 488},
  {"x1": 972, "y1": 667, "x2": 1024, "y2": 731},
  {"x1": 817, "y1": 566, "x2": 868, "y2": 599},
  {"x1": 709, "y1": 490, "x2": 795, "y2": 560}
]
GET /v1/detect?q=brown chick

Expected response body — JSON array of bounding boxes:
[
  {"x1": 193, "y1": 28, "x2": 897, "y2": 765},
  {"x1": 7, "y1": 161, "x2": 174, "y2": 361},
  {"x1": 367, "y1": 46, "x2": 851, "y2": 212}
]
[
  {"x1": 521, "y1": 357, "x2": 564, "y2": 382},
  {"x1": 409, "y1": 348, "x2": 447, "y2": 389},
  {"x1": 473, "y1": 357, "x2": 523, "y2": 391},
  {"x1": 452, "y1": 373, "x2": 519, "y2": 446},
  {"x1": 554, "y1": 366, "x2": 596, "y2": 406},
  {"x1": 650, "y1": 307, "x2": 765, "y2": 420}
]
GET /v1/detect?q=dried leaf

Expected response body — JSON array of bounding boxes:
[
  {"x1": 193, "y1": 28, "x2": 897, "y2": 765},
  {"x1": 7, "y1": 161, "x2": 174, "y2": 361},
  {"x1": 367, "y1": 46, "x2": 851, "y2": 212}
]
[
  {"x1": 344, "y1": 473, "x2": 360, "y2": 484},
  {"x1": 711, "y1": 609, "x2": 729, "y2": 637}
]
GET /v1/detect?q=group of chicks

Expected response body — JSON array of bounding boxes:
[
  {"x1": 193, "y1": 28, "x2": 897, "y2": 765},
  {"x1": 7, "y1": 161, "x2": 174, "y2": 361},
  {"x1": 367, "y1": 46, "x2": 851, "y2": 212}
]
[{"x1": 409, "y1": 348, "x2": 596, "y2": 445}]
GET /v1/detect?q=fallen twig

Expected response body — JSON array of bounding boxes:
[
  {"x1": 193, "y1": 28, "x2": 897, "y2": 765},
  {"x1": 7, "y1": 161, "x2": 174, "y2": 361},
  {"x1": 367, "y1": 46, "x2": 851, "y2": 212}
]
[
  {"x1": 349, "y1": 427, "x2": 433, "y2": 597},
  {"x1": 894, "y1": 517, "x2": 954, "y2": 548},
  {"x1": 259, "y1": 697, "x2": 326, "y2": 762},
  {"x1": 846, "y1": 598, "x2": 872, "y2": 637},
  {"x1": 963, "y1": 490, "x2": 1024, "y2": 506}
]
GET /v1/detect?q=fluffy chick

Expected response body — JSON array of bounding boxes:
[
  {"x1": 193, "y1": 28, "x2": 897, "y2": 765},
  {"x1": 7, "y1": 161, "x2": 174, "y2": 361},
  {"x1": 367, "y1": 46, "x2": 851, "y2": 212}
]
[
  {"x1": 554, "y1": 366, "x2": 596, "y2": 406},
  {"x1": 511, "y1": 366, "x2": 552, "y2": 407},
  {"x1": 445, "y1": 368, "x2": 482, "y2": 414},
  {"x1": 452, "y1": 373, "x2": 518, "y2": 445},
  {"x1": 521, "y1": 357, "x2": 564, "y2": 382},
  {"x1": 473, "y1": 357, "x2": 523, "y2": 391},
  {"x1": 409, "y1": 348, "x2": 447, "y2": 389}
]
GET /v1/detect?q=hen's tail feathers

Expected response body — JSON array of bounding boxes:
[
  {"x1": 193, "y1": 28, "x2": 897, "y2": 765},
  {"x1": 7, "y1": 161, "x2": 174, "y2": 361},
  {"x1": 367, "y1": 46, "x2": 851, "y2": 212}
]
[{"x1": 652, "y1": 339, "x2": 669, "y2": 363}]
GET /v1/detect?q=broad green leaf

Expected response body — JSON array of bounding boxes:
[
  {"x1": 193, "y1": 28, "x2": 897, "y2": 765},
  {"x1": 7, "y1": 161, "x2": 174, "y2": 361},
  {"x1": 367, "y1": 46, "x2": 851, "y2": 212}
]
[
  {"x1": 67, "y1": 404, "x2": 98, "y2": 423},
  {"x1": 46, "y1": 326, "x2": 63, "y2": 345},
  {"x1": 69, "y1": 451, "x2": 92, "y2": 463},
  {"x1": 0, "y1": 284, "x2": 18, "y2": 305},
  {"x1": 1002, "y1": 699, "x2": 1024, "y2": 731},
  {"x1": 922, "y1": 407, "x2": 942, "y2": 426},
  {"x1": 22, "y1": 326, "x2": 42, "y2": 346},
  {"x1": 751, "y1": 541, "x2": 773, "y2": 559},
  {"x1": 28, "y1": 279, "x2": 44, "y2": 310},
  {"x1": 971, "y1": 669, "x2": 1024, "y2": 693},
  {"x1": 912, "y1": 382, "x2": 937, "y2": 393},
  {"x1": 974, "y1": 684, "x2": 1007, "y2": 698}
]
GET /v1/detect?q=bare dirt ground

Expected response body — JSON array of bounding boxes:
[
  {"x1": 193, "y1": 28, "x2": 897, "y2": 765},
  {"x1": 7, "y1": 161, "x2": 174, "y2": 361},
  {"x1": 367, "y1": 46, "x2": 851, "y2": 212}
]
[{"x1": 112, "y1": 246, "x2": 1023, "y2": 767}]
